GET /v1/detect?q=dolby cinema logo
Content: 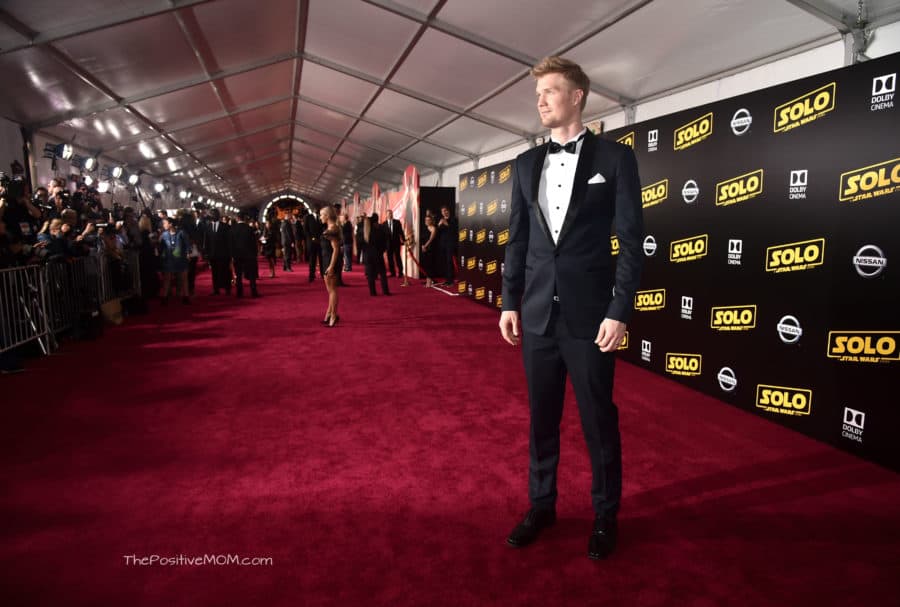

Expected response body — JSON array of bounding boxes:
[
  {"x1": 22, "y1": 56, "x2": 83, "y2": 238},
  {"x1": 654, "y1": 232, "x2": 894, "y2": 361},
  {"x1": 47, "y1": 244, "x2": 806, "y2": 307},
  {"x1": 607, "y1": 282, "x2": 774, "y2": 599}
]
[
  {"x1": 641, "y1": 339, "x2": 652, "y2": 363},
  {"x1": 680, "y1": 295, "x2": 693, "y2": 320},
  {"x1": 730, "y1": 108, "x2": 753, "y2": 135},
  {"x1": 789, "y1": 170, "x2": 808, "y2": 200},
  {"x1": 871, "y1": 73, "x2": 895, "y2": 111},
  {"x1": 643, "y1": 235, "x2": 658, "y2": 257},
  {"x1": 717, "y1": 367, "x2": 737, "y2": 392},
  {"x1": 682, "y1": 180, "x2": 699, "y2": 204},
  {"x1": 728, "y1": 239, "x2": 743, "y2": 266},
  {"x1": 777, "y1": 315, "x2": 803, "y2": 344},
  {"x1": 647, "y1": 129, "x2": 659, "y2": 152},
  {"x1": 853, "y1": 245, "x2": 886, "y2": 278},
  {"x1": 488, "y1": 230, "x2": 495, "y2": 244},
  {"x1": 842, "y1": 407, "x2": 865, "y2": 443}
]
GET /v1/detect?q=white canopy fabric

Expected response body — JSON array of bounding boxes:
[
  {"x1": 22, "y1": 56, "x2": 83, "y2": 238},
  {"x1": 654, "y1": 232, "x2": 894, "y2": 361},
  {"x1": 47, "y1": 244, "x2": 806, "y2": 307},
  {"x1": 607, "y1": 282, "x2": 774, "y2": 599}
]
[{"x1": 1, "y1": 0, "x2": 897, "y2": 207}]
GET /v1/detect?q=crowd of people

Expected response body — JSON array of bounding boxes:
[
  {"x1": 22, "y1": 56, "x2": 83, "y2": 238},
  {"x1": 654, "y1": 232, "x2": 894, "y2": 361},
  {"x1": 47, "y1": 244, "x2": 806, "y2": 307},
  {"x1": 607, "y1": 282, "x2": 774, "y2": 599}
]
[{"x1": 1, "y1": 171, "x2": 460, "y2": 371}]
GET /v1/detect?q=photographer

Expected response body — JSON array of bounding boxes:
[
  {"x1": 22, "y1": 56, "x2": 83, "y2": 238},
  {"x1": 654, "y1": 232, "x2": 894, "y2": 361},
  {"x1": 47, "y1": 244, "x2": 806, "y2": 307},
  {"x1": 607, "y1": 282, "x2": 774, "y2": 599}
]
[{"x1": 0, "y1": 175, "x2": 41, "y2": 243}]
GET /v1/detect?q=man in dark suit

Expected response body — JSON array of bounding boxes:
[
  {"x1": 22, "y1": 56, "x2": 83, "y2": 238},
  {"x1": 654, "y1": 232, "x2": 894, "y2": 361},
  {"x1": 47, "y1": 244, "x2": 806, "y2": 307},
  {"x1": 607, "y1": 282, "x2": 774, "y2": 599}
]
[
  {"x1": 384, "y1": 210, "x2": 404, "y2": 278},
  {"x1": 304, "y1": 206, "x2": 322, "y2": 283},
  {"x1": 204, "y1": 208, "x2": 232, "y2": 295},
  {"x1": 500, "y1": 56, "x2": 644, "y2": 560},
  {"x1": 280, "y1": 215, "x2": 295, "y2": 272},
  {"x1": 229, "y1": 212, "x2": 259, "y2": 298}
]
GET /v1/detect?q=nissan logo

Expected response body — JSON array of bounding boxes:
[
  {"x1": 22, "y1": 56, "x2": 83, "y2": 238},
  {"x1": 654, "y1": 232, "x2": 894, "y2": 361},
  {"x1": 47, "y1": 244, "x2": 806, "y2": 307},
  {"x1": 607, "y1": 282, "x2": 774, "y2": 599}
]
[{"x1": 853, "y1": 244, "x2": 886, "y2": 278}]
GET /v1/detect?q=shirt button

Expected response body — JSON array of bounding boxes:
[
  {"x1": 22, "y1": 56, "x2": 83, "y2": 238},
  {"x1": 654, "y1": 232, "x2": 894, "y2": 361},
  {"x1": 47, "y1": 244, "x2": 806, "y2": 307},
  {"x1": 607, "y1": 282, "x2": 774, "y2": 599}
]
[
  {"x1": 557, "y1": 184, "x2": 561, "y2": 188},
  {"x1": 556, "y1": 206, "x2": 560, "y2": 210}
]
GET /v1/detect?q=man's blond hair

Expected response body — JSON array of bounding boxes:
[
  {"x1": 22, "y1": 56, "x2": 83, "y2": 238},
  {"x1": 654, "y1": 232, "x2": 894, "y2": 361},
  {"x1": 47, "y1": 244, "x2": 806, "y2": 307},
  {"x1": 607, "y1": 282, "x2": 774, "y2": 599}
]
[{"x1": 531, "y1": 56, "x2": 590, "y2": 111}]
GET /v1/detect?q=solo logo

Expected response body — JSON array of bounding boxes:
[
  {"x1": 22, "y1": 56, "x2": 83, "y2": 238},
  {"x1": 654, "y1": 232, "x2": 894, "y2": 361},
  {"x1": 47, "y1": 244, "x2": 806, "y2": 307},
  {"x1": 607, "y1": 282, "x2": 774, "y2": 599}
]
[
  {"x1": 459, "y1": 178, "x2": 468, "y2": 191},
  {"x1": 486, "y1": 200, "x2": 498, "y2": 216},
  {"x1": 665, "y1": 353, "x2": 702, "y2": 377},
  {"x1": 466, "y1": 257, "x2": 476, "y2": 270},
  {"x1": 610, "y1": 235, "x2": 620, "y2": 256},
  {"x1": 710, "y1": 305, "x2": 757, "y2": 331},
  {"x1": 716, "y1": 169, "x2": 764, "y2": 207},
  {"x1": 458, "y1": 228, "x2": 466, "y2": 242},
  {"x1": 839, "y1": 157, "x2": 900, "y2": 203},
  {"x1": 467, "y1": 202, "x2": 477, "y2": 217},
  {"x1": 642, "y1": 179, "x2": 668, "y2": 208},
  {"x1": 617, "y1": 131, "x2": 635, "y2": 148},
  {"x1": 458, "y1": 281, "x2": 467, "y2": 294},
  {"x1": 499, "y1": 165, "x2": 512, "y2": 184},
  {"x1": 774, "y1": 82, "x2": 836, "y2": 133},
  {"x1": 477, "y1": 172, "x2": 488, "y2": 188},
  {"x1": 495, "y1": 294, "x2": 503, "y2": 309},
  {"x1": 497, "y1": 229, "x2": 509, "y2": 246},
  {"x1": 756, "y1": 384, "x2": 812, "y2": 416},
  {"x1": 827, "y1": 331, "x2": 899, "y2": 363},
  {"x1": 670, "y1": 234, "x2": 708, "y2": 263},
  {"x1": 635, "y1": 288, "x2": 666, "y2": 311},
  {"x1": 674, "y1": 112, "x2": 713, "y2": 151},
  {"x1": 485, "y1": 260, "x2": 498, "y2": 275},
  {"x1": 475, "y1": 287, "x2": 486, "y2": 300},
  {"x1": 476, "y1": 229, "x2": 486, "y2": 244},
  {"x1": 618, "y1": 331, "x2": 629, "y2": 350},
  {"x1": 765, "y1": 238, "x2": 825, "y2": 273}
]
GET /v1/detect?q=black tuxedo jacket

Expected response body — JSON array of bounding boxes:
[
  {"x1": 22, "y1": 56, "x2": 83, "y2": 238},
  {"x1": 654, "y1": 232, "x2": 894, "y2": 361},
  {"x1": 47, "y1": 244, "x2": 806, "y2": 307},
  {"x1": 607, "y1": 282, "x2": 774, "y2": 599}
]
[
  {"x1": 204, "y1": 220, "x2": 231, "y2": 260},
  {"x1": 386, "y1": 218, "x2": 404, "y2": 249},
  {"x1": 501, "y1": 130, "x2": 644, "y2": 339}
]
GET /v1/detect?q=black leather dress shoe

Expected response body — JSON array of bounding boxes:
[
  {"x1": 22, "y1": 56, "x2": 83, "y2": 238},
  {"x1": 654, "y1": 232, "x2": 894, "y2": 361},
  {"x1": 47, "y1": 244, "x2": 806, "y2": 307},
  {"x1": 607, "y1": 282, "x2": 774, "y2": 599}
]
[
  {"x1": 506, "y1": 508, "x2": 556, "y2": 548},
  {"x1": 588, "y1": 516, "x2": 617, "y2": 560}
]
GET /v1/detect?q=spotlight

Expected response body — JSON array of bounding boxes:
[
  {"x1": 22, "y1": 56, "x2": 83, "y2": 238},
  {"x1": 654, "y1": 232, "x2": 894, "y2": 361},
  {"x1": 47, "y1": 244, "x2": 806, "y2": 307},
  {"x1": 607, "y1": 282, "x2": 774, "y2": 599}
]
[
  {"x1": 98, "y1": 180, "x2": 110, "y2": 194},
  {"x1": 128, "y1": 172, "x2": 140, "y2": 186},
  {"x1": 111, "y1": 166, "x2": 125, "y2": 180},
  {"x1": 83, "y1": 157, "x2": 98, "y2": 171},
  {"x1": 154, "y1": 182, "x2": 165, "y2": 193},
  {"x1": 54, "y1": 143, "x2": 74, "y2": 160},
  {"x1": 83, "y1": 175, "x2": 94, "y2": 186},
  {"x1": 197, "y1": 196, "x2": 204, "y2": 203},
  {"x1": 179, "y1": 190, "x2": 188, "y2": 199}
]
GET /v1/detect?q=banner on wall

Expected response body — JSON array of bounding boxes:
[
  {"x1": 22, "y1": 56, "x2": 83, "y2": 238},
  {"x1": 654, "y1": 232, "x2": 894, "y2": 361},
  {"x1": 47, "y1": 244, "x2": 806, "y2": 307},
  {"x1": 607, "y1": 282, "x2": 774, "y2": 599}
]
[
  {"x1": 457, "y1": 161, "x2": 513, "y2": 307},
  {"x1": 458, "y1": 51, "x2": 900, "y2": 471}
]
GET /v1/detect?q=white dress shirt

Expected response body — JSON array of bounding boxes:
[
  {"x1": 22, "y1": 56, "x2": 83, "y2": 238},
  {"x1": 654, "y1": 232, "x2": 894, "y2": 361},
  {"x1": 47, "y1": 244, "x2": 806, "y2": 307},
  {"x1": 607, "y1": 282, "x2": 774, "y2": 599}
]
[{"x1": 537, "y1": 129, "x2": 586, "y2": 244}]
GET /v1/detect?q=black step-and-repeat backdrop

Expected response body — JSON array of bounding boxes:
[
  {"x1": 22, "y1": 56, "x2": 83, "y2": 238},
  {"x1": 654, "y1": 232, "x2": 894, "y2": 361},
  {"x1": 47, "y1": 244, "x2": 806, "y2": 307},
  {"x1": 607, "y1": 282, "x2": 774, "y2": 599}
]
[{"x1": 459, "y1": 52, "x2": 899, "y2": 472}]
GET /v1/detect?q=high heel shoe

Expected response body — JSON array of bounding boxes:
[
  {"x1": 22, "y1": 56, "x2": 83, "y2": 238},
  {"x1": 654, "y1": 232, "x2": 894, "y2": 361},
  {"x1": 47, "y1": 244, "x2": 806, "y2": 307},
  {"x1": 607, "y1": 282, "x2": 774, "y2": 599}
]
[
  {"x1": 328, "y1": 315, "x2": 340, "y2": 327},
  {"x1": 321, "y1": 315, "x2": 331, "y2": 325}
]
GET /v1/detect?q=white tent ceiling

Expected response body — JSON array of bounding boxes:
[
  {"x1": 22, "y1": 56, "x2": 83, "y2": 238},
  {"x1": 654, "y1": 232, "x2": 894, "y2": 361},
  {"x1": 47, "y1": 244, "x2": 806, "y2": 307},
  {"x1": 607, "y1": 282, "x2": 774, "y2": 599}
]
[{"x1": 0, "y1": 0, "x2": 898, "y2": 207}]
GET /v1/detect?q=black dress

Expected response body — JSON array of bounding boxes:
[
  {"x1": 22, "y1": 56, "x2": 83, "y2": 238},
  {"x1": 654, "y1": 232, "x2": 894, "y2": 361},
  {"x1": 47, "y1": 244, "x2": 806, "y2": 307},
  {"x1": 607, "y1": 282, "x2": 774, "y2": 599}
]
[{"x1": 321, "y1": 226, "x2": 340, "y2": 269}]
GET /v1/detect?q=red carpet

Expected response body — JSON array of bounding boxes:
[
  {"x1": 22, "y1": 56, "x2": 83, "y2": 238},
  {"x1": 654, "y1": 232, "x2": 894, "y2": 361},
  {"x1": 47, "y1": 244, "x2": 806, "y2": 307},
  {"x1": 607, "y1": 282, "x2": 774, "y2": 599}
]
[{"x1": 2, "y1": 264, "x2": 899, "y2": 606}]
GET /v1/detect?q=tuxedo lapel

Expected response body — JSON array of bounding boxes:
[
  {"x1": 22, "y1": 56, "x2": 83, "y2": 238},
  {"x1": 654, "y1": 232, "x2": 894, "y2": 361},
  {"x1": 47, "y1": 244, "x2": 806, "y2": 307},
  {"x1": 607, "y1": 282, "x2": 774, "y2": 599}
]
[
  {"x1": 528, "y1": 144, "x2": 555, "y2": 245},
  {"x1": 556, "y1": 130, "x2": 596, "y2": 247}
]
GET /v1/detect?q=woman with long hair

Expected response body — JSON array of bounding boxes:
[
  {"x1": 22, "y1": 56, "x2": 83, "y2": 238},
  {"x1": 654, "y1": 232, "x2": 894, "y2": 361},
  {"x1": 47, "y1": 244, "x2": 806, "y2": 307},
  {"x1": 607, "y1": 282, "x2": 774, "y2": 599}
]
[
  {"x1": 319, "y1": 205, "x2": 341, "y2": 327},
  {"x1": 261, "y1": 218, "x2": 278, "y2": 278},
  {"x1": 420, "y1": 213, "x2": 438, "y2": 288}
]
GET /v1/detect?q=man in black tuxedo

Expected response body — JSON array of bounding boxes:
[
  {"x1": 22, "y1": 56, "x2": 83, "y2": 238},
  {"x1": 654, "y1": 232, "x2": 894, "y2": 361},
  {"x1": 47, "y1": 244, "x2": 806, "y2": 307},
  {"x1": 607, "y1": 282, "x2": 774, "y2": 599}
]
[
  {"x1": 204, "y1": 208, "x2": 232, "y2": 295},
  {"x1": 500, "y1": 56, "x2": 644, "y2": 560},
  {"x1": 229, "y1": 212, "x2": 259, "y2": 298},
  {"x1": 304, "y1": 207, "x2": 322, "y2": 283},
  {"x1": 383, "y1": 210, "x2": 404, "y2": 278}
]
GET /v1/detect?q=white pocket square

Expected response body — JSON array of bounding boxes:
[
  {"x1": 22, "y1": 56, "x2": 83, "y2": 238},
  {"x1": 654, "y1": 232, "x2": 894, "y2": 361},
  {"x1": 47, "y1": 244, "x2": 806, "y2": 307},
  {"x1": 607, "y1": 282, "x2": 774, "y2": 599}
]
[{"x1": 587, "y1": 173, "x2": 606, "y2": 184}]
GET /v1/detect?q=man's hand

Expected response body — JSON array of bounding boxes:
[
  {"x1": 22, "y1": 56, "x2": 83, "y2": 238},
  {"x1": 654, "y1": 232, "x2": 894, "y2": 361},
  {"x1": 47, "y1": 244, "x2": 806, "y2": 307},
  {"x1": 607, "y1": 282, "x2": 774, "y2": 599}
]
[
  {"x1": 499, "y1": 310, "x2": 520, "y2": 346},
  {"x1": 595, "y1": 318, "x2": 626, "y2": 352}
]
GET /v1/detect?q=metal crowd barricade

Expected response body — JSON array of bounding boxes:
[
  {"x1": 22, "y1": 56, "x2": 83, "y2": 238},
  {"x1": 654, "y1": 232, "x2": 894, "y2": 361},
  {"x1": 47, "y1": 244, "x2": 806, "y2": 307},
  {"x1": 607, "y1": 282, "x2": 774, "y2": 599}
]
[
  {"x1": 2, "y1": 247, "x2": 143, "y2": 358},
  {"x1": 97, "y1": 249, "x2": 141, "y2": 304},
  {"x1": 0, "y1": 264, "x2": 52, "y2": 355},
  {"x1": 44, "y1": 255, "x2": 101, "y2": 336}
]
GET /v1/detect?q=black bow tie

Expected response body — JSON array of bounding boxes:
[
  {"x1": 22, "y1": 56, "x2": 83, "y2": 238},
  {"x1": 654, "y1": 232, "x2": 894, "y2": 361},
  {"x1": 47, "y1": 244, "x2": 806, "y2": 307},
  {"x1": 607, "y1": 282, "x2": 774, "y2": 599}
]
[{"x1": 548, "y1": 136, "x2": 583, "y2": 154}]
